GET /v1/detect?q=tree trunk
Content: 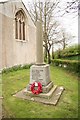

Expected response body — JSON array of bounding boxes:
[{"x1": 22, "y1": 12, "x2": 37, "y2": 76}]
[
  {"x1": 63, "y1": 39, "x2": 66, "y2": 50},
  {"x1": 52, "y1": 42, "x2": 54, "y2": 59},
  {"x1": 52, "y1": 51, "x2": 54, "y2": 59},
  {"x1": 44, "y1": 42, "x2": 47, "y2": 60},
  {"x1": 47, "y1": 50, "x2": 51, "y2": 64}
]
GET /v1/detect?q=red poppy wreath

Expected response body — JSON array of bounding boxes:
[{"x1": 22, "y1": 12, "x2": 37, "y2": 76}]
[{"x1": 30, "y1": 82, "x2": 42, "y2": 94}]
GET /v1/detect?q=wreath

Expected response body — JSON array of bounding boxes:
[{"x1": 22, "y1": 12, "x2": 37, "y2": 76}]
[{"x1": 30, "y1": 82, "x2": 42, "y2": 94}]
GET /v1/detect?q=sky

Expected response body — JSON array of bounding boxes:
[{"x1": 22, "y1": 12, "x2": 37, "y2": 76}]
[
  {"x1": 57, "y1": 0, "x2": 78, "y2": 44},
  {"x1": 0, "y1": 0, "x2": 78, "y2": 46}
]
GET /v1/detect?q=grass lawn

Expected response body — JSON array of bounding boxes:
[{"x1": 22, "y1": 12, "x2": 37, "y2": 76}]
[{"x1": 2, "y1": 65, "x2": 78, "y2": 118}]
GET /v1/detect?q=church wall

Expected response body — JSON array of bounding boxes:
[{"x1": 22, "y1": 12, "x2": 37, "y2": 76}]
[
  {"x1": 0, "y1": 12, "x2": 2, "y2": 70},
  {"x1": 2, "y1": 15, "x2": 14, "y2": 68},
  {"x1": 0, "y1": 2, "x2": 15, "y2": 69},
  {"x1": 0, "y1": 0, "x2": 36, "y2": 69},
  {"x1": 13, "y1": 25, "x2": 36, "y2": 65}
]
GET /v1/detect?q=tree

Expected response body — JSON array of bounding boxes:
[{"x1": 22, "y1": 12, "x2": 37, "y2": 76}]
[
  {"x1": 27, "y1": 0, "x2": 77, "y2": 63},
  {"x1": 57, "y1": 29, "x2": 75, "y2": 50},
  {"x1": 65, "y1": 0, "x2": 79, "y2": 14},
  {"x1": 28, "y1": 0, "x2": 61, "y2": 63},
  {"x1": 55, "y1": 0, "x2": 79, "y2": 17}
]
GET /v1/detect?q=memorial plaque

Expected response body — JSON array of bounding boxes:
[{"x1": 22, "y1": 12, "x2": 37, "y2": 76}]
[{"x1": 31, "y1": 69, "x2": 43, "y2": 81}]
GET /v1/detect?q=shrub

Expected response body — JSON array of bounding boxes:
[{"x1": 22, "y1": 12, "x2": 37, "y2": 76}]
[
  {"x1": 22, "y1": 64, "x2": 32, "y2": 69},
  {"x1": 2, "y1": 64, "x2": 32, "y2": 73},
  {"x1": 52, "y1": 59, "x2": 80, "y2": 73}
]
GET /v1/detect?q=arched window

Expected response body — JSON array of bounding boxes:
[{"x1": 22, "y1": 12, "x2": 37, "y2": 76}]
[{"x1": 15, "y1": 10, "x2": 26, "y2": 40}]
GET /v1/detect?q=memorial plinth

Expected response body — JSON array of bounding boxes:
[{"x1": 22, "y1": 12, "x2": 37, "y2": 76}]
[
  {"x1": 27, "y1": 64, "x2": 54, "y2": 94},
  {"x1": 30, "y1": 64, "x2": 50, "y2": 86}
]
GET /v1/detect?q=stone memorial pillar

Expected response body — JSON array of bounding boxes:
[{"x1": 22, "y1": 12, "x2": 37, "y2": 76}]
[
  {"x1": 30, "y1": 20, "x2": 51, "y2": 86},
  {"x1": 27, "y1": 20, "x2": 53, "y2": 92},
  {"x1": 36, "y1": 20, "x2": 43, "y2": 65}
]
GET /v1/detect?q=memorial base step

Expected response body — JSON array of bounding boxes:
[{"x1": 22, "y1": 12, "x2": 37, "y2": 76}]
[
  {"x1": 13, "y1": 86, "x2": 64, "y2": 105},
  {"x1": 26, "y1": 85, "x2": 57, "y2": 99}
]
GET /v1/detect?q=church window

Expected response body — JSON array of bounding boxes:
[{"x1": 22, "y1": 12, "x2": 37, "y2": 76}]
[{"x1": 15, "y1": 10, "x2": 26, "y2": 40}]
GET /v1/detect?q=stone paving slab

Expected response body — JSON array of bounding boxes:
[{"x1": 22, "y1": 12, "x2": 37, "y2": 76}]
[{"x1": 13, "y1": 86, "x2": 64, "y2": 105}]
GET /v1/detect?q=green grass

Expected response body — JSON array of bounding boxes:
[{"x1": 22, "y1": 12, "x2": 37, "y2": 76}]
[{"x1": 2, "y1": 66, "x2": 79, "y2": 118}]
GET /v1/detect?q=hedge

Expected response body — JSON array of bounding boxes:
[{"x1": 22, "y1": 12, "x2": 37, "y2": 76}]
[
  {"x1": 54, "y1": 44, "x2": 80, "y2": 59},
  {"x1": 52, "y1": 59, "x2": 80, "y2": 73}
]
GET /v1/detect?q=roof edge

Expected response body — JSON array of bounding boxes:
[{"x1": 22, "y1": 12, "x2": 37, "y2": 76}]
[
  {"x1": 22, "y1": 1, "x2": 36, "y2": 26},
  {"x1": 0, "y1": 0, "x2": 22, "y2": 4}
]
